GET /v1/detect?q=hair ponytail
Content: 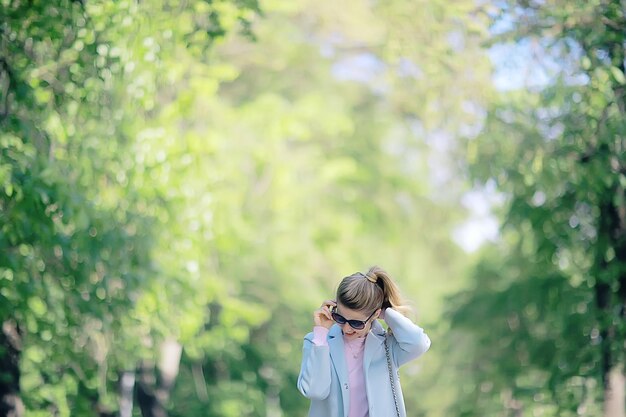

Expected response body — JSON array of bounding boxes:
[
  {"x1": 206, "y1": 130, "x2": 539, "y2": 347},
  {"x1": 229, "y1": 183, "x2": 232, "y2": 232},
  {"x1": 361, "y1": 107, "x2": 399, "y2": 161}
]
[
  {"x1": 336, "y1": 265, "x2": 411, "y2": 317},
  {"x1": 363, "y1": 266, "x2": 411, "y2": 316}
]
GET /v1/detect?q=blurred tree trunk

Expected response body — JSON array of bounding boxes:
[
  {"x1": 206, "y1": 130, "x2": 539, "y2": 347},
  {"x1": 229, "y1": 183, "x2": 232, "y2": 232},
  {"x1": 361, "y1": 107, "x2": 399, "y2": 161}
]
[
  {"x1": 0, "y1": 320, "x2": 23, "y2": 417},
  {"x1": 604, "y1": 365, "x2": 625, "y2": 417},
  {"x1": 597, "y1": 29, "x2": 626, "y2": 403},
  {"x1": 136, "y1": 363, "x2": 167, "y2": 417},
  {"x1": 136, "y1": 339, "x2": 182, "y2": 417},
  {"x1": 597, "y1": 194, "x2": 626, "y2": 417},
  {"x1": 119, "y1": 371, "x2": 136, "y2": 417}
]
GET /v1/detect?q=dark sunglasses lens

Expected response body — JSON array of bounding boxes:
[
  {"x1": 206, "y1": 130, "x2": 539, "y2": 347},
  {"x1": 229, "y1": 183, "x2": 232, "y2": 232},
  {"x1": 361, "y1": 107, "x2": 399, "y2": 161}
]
[
  {"x1": 348, "y1": 320, "x2": 365, "y2": 330},
  {"x1": 332, "y1": 309, "x2": 367, "y2": 329},
  {"x1": 332, "y1": 312, "x2": 346, "y2": 324}
]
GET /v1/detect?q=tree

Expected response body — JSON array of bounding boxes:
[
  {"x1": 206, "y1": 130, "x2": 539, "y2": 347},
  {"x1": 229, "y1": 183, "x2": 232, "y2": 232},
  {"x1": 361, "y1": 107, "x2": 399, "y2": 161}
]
[
  {"x1": 0, "y1": 0, "x2": 260, "y2": 415},
  {"x1": 449, "y1": 1, "x2": 626, "y2": 416},
  {"x1": 2, "y1": 0, "x2": 493, "y2": 415}
]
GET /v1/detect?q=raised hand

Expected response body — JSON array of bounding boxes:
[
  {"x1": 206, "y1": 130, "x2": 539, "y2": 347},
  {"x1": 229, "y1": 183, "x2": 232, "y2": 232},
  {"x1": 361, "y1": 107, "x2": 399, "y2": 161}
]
[{"x1": 313, "y1": 300, "x2": 336, "y2": 329}]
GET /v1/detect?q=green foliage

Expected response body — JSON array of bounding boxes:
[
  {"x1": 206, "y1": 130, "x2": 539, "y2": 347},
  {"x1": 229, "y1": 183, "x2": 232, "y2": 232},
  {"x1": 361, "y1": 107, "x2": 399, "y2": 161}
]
[
  {"x1": 2, "y1": 0, "x2": 492, "y2": 416},
  {"x1": 448, "y1": 0, "x2": 626, "y2": 415}
]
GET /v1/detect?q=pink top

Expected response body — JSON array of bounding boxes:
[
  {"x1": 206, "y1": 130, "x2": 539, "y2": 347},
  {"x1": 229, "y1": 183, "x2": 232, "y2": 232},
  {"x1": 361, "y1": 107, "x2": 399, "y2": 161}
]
[{"x1": 312, "y1": 327, "x2": 369, "y2": 417}]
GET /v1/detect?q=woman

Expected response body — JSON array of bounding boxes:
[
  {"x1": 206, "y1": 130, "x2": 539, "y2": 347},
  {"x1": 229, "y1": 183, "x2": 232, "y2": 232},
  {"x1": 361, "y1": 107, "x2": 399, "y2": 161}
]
[{"x1": 297, "y1": 266, "x2": 431, "y2": 417}]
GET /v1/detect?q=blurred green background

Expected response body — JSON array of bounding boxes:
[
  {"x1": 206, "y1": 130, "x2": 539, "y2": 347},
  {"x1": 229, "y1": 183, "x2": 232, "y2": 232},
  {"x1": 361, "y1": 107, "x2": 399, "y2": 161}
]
[{"x1": 1, "y1": 0, "x2": 625, "y2": 416}]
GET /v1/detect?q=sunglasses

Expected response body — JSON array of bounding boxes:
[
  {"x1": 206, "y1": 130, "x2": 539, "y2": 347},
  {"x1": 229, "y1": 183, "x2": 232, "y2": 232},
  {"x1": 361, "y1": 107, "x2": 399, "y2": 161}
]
[{"x1": 331, "y1": 306, "x2": 378, "y2": 330}]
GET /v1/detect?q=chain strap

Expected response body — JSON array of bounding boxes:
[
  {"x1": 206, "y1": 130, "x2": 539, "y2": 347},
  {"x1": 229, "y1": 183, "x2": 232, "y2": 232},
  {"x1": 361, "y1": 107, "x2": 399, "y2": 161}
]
[{"x1": 384, "y1": 334, "x2": 401, "y2": 417}]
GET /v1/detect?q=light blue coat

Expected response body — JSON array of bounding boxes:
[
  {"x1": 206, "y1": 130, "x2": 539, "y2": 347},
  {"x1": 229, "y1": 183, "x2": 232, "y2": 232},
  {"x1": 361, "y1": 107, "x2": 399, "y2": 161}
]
[{"x1": 297, "y1": 308, "x2": 431, "y2": 417}]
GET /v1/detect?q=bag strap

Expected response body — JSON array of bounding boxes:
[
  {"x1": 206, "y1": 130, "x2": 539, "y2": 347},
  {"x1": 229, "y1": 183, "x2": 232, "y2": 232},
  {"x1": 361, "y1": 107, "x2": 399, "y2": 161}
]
[{"x1": 384, "y1": 334, "x2": 401, "y2": 417}]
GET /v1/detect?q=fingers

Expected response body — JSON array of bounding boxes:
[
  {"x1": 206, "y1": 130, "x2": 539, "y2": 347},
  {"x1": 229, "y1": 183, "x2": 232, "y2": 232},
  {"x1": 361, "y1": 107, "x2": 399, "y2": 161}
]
[
  {"x1": 313, "y1": 300, "x2": 337, "y2": 328},
  {"x1": 320, "y1": 306, "x2": 332, "y2": 321},
  {"x1": 320, "y1": 300, "x2": 336, "y2": 320}
]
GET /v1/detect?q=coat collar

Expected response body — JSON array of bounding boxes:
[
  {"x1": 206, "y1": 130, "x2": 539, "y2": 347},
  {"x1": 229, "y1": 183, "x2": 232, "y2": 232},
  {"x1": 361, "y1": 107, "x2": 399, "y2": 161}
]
[
  {"x1": 328, "y1": 325, "x2": 349, "y2": 415},
  {"x1": 328, "y1": 320, "x2": 388, "y2": 372},
  {"x1": 363, "y1": 320, "x2": 387, "y2": 369}
]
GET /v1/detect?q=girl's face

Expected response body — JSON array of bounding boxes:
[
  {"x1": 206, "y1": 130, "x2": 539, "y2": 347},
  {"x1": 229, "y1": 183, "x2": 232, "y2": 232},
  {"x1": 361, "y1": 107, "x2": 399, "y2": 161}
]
[{"x1": 333, "y1": 302, "x2": 380, "y2": 339}]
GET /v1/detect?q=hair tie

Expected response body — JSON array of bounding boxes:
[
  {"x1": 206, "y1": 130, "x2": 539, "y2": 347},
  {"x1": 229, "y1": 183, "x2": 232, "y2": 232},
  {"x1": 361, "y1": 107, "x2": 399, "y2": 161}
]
[{"x1": 362, "y1": 272, "x2": 377, "y2": 284}]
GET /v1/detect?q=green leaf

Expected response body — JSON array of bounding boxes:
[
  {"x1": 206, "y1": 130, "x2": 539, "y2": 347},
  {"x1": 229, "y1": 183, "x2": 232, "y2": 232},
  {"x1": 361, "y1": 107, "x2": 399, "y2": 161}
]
[{"x1": 609, "y1": 66, "x2": 626, "y2": 85}]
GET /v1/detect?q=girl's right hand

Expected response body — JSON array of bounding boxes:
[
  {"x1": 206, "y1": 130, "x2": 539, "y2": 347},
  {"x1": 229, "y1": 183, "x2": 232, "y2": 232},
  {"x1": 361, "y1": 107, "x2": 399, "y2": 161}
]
[{"x1": 314, "y1": 300, "x2": 336, "y2": 329}]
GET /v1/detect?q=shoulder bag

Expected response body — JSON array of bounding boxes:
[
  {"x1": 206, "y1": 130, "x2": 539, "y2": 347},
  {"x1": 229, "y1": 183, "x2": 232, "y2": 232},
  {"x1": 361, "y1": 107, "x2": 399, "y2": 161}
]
[{"x1": 384, "y1": 334, "x2": 401, "y2": 417}]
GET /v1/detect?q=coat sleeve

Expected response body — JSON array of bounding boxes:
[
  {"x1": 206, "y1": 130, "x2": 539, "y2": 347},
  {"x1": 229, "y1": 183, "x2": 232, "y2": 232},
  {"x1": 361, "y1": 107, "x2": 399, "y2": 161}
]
[
  {"x1": 384, "y1": 308, "x2": 431, "y2": 367},
  {"x1": 297, "y1": 332, "x2": 332, "y2": 400}
]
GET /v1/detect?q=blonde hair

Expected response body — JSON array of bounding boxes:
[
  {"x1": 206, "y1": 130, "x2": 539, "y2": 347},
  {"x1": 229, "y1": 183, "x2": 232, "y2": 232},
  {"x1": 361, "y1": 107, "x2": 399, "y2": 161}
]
[{"x1": 336, "y1": 266, "x2": 411, "y2": 316}]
